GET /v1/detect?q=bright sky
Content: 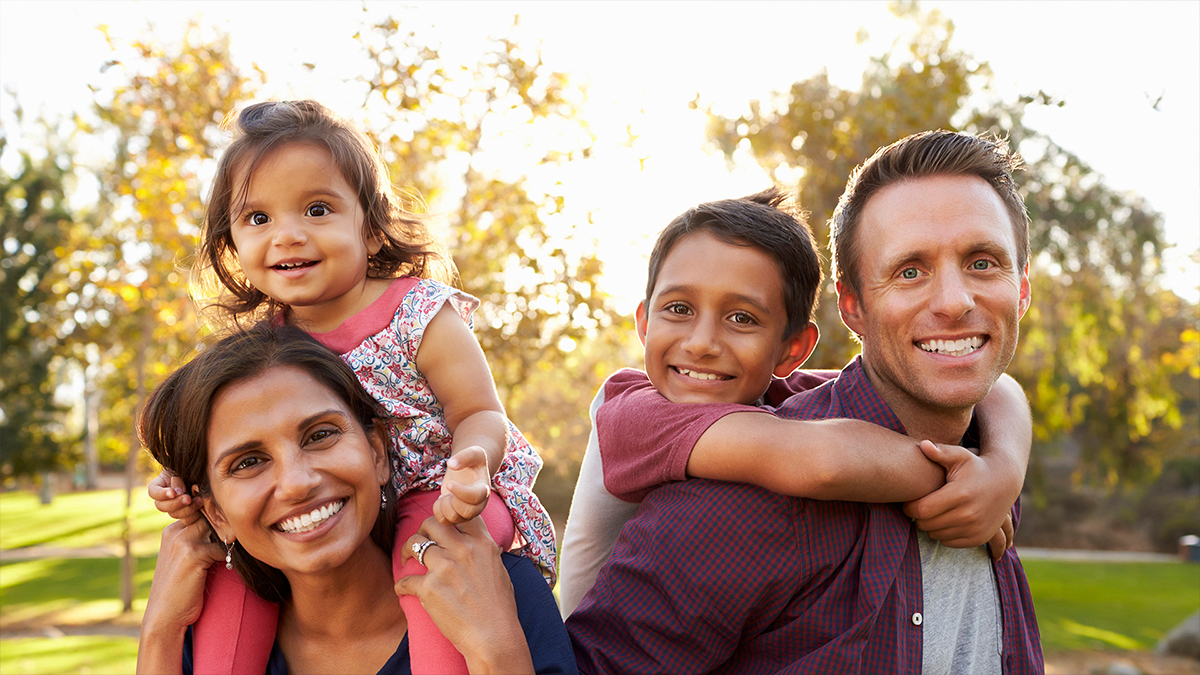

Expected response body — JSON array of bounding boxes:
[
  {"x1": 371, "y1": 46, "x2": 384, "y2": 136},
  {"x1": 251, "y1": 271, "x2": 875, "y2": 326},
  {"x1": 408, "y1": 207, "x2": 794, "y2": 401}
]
[{"x1": 2, "y1": 1, "x2": 1197, "y2": 309}]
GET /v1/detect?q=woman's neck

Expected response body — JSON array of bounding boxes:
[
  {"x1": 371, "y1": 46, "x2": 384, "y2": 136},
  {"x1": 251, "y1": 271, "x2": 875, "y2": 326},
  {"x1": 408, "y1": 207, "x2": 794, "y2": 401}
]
[{"x1": 277, "y1": 539, "x2": 406, "y2": 673}]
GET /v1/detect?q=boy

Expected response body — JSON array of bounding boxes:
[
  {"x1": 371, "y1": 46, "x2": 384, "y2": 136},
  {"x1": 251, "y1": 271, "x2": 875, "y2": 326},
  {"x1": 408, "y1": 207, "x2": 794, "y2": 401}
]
[{"x1": 558, "y1": 187, "x2": 1028, "y2": 616}]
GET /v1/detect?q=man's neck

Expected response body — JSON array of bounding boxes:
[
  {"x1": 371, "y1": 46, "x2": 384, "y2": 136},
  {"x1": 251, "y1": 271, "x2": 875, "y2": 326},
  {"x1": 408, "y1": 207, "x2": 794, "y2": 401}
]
[{"x1": 856, "y1": 358, "x2": 974, "y2": 445}]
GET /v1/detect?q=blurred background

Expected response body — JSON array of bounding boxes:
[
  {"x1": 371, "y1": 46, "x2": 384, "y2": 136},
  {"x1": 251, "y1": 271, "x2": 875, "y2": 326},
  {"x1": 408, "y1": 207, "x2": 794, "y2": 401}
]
[{"x1": 1, "y1": 1, "x2": 1197, "y2": 673}]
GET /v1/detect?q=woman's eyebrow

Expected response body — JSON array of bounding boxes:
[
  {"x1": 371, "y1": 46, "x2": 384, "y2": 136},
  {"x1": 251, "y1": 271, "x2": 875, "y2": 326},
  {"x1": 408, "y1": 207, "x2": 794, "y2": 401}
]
[{"x1": 210, "y1": 409, "x2": 349, "y2": 467}]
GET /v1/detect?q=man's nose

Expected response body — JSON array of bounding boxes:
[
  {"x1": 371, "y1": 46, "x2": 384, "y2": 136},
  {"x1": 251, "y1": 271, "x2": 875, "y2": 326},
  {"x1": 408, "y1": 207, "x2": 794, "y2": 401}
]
[{"x1": 930, "y1": 270, "x2": 974, "y2": 320}]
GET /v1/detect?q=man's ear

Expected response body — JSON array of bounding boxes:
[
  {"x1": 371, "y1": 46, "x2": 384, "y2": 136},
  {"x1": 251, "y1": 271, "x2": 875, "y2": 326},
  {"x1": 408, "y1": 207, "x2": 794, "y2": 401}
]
[
  {"x1": 634, "y1": 300, "x2": 649, "y2": 348},
  {"x1": 1017, "y1": 263, "x2": 1031, "y2": 320},
  {"x1": 369, "y1": 421, "x2": 389, "y2": 485},
  {"x1": 196, "y1": 485, "x2": 232, "y2": 543},
  {"x1": 774, "y1": 322, "x2": 820, "y2": 377},
  {"x1": 837, "y1": 280, "x2": 866, "y2": 337}
]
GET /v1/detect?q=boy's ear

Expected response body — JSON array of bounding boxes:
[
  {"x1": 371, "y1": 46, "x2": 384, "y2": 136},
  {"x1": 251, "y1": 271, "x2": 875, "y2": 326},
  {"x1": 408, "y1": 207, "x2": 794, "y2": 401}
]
[
  {"x1": 774, "y1": 322, "x2": 820, "y2": 377},
  {"x1": 836, "y1": 280, "x2": 867, "y2": 337},
  {"x1": 634, "y1": 300, "x2": 649, "y2": 348}
]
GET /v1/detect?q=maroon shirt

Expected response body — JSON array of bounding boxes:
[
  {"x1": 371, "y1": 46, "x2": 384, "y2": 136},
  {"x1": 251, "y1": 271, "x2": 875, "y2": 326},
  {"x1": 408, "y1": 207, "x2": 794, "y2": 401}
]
[{"x1": 568, "y1": 358, "x2": 1042, "y2": 674}]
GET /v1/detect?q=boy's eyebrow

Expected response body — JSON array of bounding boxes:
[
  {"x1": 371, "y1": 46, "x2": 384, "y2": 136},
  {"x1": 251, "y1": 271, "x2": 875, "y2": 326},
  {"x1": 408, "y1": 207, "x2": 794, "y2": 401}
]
[{"x1": 655, "y1": 284, "x2": 777, "y2": 316}]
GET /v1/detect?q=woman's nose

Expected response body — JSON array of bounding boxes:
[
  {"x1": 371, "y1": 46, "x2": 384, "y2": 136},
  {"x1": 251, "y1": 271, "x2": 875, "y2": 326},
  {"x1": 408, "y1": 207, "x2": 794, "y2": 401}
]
[{"x1": 275, "y1": 454, "x2": 321, "y2": 502}]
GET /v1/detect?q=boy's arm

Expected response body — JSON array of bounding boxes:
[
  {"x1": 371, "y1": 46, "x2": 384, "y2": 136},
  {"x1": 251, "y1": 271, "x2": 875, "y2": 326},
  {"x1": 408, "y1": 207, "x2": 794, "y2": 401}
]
[
  {"x1": 903, "y1": 373, "x2": 1031, "y2": 548},
  {"x1": 557, "y1": 385, "x2": 640, "y2": 619},
  {"x1": 686, "y1": 415, "x2": 945, "y2": 501},
  {"x1": 595, "y1": 369, "x2": 754, "y2": 501},
  {"x1": 597, "y1": 368, "x2": 947, "y2": 503}
]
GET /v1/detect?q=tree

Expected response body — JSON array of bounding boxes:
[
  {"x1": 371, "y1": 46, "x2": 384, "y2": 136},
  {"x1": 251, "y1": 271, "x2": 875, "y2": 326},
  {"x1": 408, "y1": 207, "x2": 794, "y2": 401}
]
[
  {"x1": 700, "y1": 1, "x2": 1198, "y2": 490},
  {"x1": 0, "y1": 115, "x2": 78, "y2": 484},
  {"x1": 355, "y1": 16, "x2": 628, "y2": 402},
  {"x1": 78, "y1": 22, "x2": 253, "y2": 610},
  {"x1": 353, "y1": 16, "x2": 637, "y2": 517}
]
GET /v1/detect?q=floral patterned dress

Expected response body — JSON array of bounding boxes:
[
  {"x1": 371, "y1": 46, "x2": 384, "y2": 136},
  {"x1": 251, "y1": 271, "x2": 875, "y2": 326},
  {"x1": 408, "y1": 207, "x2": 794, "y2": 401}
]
[{"x1": 312, "y1": 277, "x2": 557, "y2": 584}]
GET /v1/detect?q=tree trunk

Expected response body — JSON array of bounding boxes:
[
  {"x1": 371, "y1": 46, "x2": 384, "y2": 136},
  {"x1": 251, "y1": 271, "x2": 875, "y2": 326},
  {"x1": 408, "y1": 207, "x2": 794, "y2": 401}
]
[{"x1": 121, "y1": 310, "x2": 152, "y2": 613}]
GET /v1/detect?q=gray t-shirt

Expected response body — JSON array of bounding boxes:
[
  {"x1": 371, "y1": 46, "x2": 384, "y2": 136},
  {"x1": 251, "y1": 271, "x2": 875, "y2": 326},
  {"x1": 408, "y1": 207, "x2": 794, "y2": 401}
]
[{"x1": 919, "y1": 531, "x2": 1003, "y2": 675}]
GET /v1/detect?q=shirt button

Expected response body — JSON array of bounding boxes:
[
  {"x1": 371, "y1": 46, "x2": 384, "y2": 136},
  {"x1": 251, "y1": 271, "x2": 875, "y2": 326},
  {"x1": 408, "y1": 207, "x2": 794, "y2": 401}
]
[{"x1": 912, "y1": 612, "x2": 923, "y2": 626}]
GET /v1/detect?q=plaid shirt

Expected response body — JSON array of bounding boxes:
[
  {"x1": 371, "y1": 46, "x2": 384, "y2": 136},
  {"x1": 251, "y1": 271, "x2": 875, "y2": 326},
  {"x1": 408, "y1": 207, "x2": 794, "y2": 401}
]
[{"x1": 567, "y1": 357, "x2": 1042, "y2": 674}]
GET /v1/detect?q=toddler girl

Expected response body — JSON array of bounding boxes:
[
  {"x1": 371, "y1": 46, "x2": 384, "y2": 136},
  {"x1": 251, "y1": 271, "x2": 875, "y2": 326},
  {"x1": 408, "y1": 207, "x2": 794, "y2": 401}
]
[{"x1": 149, "y1": 100, "x2": 555, "y2": 675}]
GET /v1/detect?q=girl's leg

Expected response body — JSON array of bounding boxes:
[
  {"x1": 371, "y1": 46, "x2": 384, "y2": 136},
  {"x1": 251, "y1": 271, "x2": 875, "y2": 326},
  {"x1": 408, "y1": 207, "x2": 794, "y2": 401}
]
[
  {"x1": 192, "y1": 565, "x2": 279, "y2": 675},
  {"x1": 393, "y1": 490, "x2": 516, "y2": 675}
]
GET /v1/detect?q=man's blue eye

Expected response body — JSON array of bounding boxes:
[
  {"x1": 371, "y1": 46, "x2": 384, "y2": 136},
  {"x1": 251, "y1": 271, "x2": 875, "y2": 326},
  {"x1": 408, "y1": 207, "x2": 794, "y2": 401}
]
[
  {"x1": 972, "y1": 260, "x2": 992, "y2": 270},
  {"x1": 901, "y1": 268, "x2": 919, "y2": 279}
]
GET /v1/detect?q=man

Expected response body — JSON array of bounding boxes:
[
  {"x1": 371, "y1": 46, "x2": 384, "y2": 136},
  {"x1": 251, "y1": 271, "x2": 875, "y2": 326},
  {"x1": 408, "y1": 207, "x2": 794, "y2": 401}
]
[{"x1": 567, "y1": 130, "x2": 1043, "y2": 674}]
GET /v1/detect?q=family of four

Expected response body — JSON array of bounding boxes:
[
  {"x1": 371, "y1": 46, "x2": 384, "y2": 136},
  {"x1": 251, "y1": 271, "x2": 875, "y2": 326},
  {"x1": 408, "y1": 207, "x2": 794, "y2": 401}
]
[{"x1": 138, "y1": 99, "x2": 1042, "y2": 674}]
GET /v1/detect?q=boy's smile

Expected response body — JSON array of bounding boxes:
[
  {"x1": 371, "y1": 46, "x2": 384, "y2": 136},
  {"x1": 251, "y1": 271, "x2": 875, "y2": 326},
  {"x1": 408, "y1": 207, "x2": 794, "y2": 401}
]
[{"x1": 637, "y1": 230, "x2": 815, "y2": 405}]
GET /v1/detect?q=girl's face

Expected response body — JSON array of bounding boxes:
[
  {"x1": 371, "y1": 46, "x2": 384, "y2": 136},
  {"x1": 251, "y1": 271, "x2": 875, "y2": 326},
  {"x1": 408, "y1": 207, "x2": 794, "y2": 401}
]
[
  {"x1": 201, "y1": 365, "x2": 390, "y2": 580},
  {"x1": 229, "y1": 142, "x2": 384, "y2": 331}
]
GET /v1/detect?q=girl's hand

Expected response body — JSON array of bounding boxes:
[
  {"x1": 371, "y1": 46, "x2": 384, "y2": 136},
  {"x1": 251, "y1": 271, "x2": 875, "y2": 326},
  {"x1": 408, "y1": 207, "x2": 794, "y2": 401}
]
[
  {"x1": 148, "y1": 470, "x2": 200, "y2": 521},
  {"x1": 143, "y1": 507, "x2": 224, "y2": 631},
  {"x1": 137, "y1": 506, "x2": 225, "y2": 675},
  {"x1": 437, "y1": 446, "x2": 490, "y2": 525},
  {"x1": 902, "y1": 441, "x2": 1015, "y2": 549},
  {"x1": 395, "y1": 516, "x2": 534, "y2": 674}
]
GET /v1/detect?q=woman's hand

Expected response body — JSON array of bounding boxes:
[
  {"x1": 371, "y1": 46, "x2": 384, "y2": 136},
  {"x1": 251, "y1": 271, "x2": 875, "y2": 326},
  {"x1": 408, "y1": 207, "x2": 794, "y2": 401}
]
[
  {"x1": 137, "y1": 506, "x2": 225, "y2": 675},
  {"x1": 395, "y1": 516, "x2": 535, "y2": 675}
]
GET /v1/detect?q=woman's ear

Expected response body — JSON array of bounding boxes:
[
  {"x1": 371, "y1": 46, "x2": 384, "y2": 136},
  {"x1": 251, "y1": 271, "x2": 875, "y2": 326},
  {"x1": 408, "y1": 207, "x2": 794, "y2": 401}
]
[
  {"x1": 369, "y1": 421, "x2": 390, "y2": 485},
  {"x1": 196, "y1": 485, "x2": 233, "y2": 543}
]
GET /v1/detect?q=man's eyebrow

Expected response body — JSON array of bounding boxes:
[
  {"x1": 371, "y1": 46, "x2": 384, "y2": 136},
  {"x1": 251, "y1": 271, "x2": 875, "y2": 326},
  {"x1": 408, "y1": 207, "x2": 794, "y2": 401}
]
[{"x1": 210, "y1": 409, "x2": 349, "y2": 468}]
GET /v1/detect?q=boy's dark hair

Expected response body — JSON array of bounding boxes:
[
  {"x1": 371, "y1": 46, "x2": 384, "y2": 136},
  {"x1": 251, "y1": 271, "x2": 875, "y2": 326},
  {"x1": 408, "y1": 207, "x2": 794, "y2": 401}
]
[
  {"x1": 138, "y1": 322, "x2": 398, "y2": 604},
  {"x1": 830, "y1": 130, "x2": 1029, "y2": 297},
  {"x1": 195, "y1": 100, "x2": 454, "y2": 327},
  {"x1": 644, "y1": 186, "x2": 822, "y2": 339}
]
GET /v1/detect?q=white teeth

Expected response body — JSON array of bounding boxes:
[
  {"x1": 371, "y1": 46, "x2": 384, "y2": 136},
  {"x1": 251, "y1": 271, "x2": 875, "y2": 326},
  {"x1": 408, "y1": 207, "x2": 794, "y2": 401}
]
[
  {"x1": 677, "y1": 368, "x2": 724, "y2": 381},
  {"x1": 275, "y1": 261, "x2": 310, "y2": 270},
  {"x1": 278, "y1": 500, "x2": 345, "y2": 533},
  {"x1": 919, "y1": 336, "x2": 984, "y2": 357}
]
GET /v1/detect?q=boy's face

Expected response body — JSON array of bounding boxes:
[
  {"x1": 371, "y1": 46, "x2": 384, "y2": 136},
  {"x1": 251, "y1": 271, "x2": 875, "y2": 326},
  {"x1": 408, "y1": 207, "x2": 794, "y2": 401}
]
[{"x1": 637, "y1": 230, "x2": 817, "y2": 405}]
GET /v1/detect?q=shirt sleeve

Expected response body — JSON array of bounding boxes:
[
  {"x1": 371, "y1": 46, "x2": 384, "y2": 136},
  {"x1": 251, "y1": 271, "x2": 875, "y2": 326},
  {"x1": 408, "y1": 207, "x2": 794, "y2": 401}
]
[
  {"x1": 566, "y1": 480, "x2": 804, "y2": 674},
  {"x1": 503, "y1": 554, "x2": 579, "y2": 674},
  {"x1": 556, "y1": 385, "x2": 641, "y2": 619},
  {"x1": 764, "y1": 369, "x2": 839, "y2": 406},
  {"x1": 595, "y1": 369, "x2": 759, "y2": 501}
]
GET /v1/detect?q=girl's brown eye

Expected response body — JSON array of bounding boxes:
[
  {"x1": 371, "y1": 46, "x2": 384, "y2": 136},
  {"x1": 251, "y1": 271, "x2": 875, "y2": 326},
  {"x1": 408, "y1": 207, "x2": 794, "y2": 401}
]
[{"x1": 250, "y1": 212, "x2": 269, "y2": 226}]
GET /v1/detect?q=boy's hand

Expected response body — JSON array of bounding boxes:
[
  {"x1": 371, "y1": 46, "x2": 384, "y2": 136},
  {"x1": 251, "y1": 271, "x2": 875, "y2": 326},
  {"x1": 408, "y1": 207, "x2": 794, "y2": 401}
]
[
  {"x1": 148, "y1": 470, "x2": 200, "y2": 521},
  {"x1": 902, "y1": 441, "x2": 1014, "y2": 549},
  {"x1": 435, "y1": 446, "x2": 491, "y2": 525}
]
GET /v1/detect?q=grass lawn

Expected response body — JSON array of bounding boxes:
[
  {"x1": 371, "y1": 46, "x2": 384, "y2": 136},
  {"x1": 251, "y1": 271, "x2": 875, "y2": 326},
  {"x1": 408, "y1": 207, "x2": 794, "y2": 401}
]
[
  {"x1": 1024, "y1": 558, "x2": 1200, "y2": 654},
  {"x1": 0, "y1": 635, "x2": 139, "y2": 675},
  {"x1": 0, "y1": 489, "x2": 174, "y2": 556},
  {"x1": 1, "y1": 556, "x2": 156, "y2": 629}
]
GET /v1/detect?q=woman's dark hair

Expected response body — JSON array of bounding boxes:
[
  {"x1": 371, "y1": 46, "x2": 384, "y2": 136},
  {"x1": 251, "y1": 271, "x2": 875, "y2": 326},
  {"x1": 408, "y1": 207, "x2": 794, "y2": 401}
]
[
  {"x1": 194, "y1": 99, "x2": 455, "y2": 328},
  {"x1": 138, "y1": 322, "x2": 399, "y2": 603}
]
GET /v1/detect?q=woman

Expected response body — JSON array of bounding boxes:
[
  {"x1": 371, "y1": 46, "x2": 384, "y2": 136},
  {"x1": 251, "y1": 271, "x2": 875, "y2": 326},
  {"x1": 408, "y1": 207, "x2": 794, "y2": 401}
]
[{"x1": 136, "y1": 323, "x2": 574, "y2": 674}]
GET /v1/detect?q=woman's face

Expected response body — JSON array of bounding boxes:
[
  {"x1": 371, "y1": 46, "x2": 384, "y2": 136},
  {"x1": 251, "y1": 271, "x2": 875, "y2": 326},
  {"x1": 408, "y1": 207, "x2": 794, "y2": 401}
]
[{"x1": 201, "y1": 365, "x2": 389, "y2": 578}]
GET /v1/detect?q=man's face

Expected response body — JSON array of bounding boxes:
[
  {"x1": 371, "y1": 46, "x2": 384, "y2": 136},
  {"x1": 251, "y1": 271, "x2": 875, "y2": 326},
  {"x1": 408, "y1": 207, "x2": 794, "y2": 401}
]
[
  {"x1": 637, "y1": 230, "x2": 817, "y2": 405},
  {"x1": 838, "y1": 174, "x2": 1031, "y2": 418}
]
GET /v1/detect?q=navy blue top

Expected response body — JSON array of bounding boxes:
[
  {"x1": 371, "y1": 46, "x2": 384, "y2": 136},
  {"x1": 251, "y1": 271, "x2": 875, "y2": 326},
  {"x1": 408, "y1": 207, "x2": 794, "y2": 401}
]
[{"x1": 184, "y1": 553, "x2": 576, "y2": 674}]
